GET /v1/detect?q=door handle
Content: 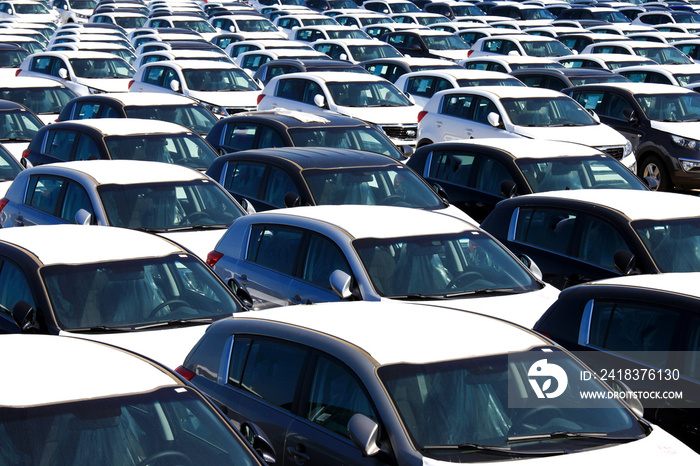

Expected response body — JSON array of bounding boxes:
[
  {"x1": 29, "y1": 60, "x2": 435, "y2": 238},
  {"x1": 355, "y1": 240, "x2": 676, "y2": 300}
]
[
  {"x1": 435, "y1": 120, "x2": 443, "y2": 127},
  {"x1": 286, "y1": 446, "x2": 310, "y2": 463},
  {"x1": 15, "y1": 215, "x2": 24, "y2": 227},
  {"x1": 288, "y1": 295, "x2": 303, "y2": 305},
  {"x1": 236, "y1": 274, "x2": 249, "y2": 285}
]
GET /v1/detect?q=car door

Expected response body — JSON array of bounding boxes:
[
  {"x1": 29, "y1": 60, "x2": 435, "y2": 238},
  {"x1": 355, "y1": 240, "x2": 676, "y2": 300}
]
[
  {"x1": 570, "y1": 89, "x2": 644, "y2": 150},
  {"x1": 13, "y1": 174, "x2": 95, "y2": 226},
  {"x1": 436, "y1": 93, "x2": 505, "y2": 140},
  {"x1": 269, "y1": 78, "x2": 326, "y2": 114}
]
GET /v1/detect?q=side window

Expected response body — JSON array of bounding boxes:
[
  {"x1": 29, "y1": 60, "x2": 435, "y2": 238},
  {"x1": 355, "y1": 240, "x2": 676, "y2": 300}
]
[
  {"x1": 27, "y1": 175, "x2": 65, "y2": 215},
  {"x1": 302, "y1": 80, "x2": 323, "y2": 105},
  {"x1": 276, "y1": 78, "x2": 306, "y2": 102},
  {"x1": 473, "y1": 156, "x2": 512, "y2": 195},
  {"x1": 223, "y1": 162, "x2": 265, "y2": 197},
  {"x1": 143, "y1": 66, "x2": 166, "y2": 86},
  {"x1": 44, "y1": 130, "x2": 77, "y2": 160},
  {"x1": 257, "y1": 126, "x2": 284, "y2": 148},
  {"x1": 406, "y1": 76, "x2": 435, "y2": 97},
  {"x1": 302, "y1": 234, "x2": 351, "y2": 289},
  {"x1": 100, "y1": 105, "x2": 119, "y2": 118},
  {"x1": 73, "y1": 134, "x2": 100, "y2": 161},
  {"x1": 0, "y1": 260, "x2": 34, "y2": 319},
  {"x1": 441, "y1": 94, "x2": 473, "y2": 119},
  {"x1": 237, "y1": 339, "x2": 308, "y2": 409},
  {"x1": 75, "y1": 102, "x2": 101, "y2": 119},
  {"x1": 247, "y1": 225, "x2": 304, "y2": 275},
  {"x1": 471, "y1": 96, "x2": 498, "y2": 124},
  {"x1": 589, "y1": 301, "x2": 680, "y2": 367},
  {"x1": 683, "y1": 316, "x2": 700, "y2": 380},
  {"x1": 514, "y1": 207, "x2": 577, "y2": 256},
  {"x1": 429, "y1": 151, "x2": 475, "y2": 186},
  {"x1": 433, "y1": 77, "x2": 452, "y2": 93},
  {"x1": 306, "y1": 355, "x2": 378, "y2": 438},
  {"x1": 223, "y1": 123, "x2": 259, "y2": 151},
  {"x1": 60, "y1": 181, "x2": 94, "y2": 223},
  {"x1": 572, "y1": 91, "x2": 604, "y2": 113},
  {"x1": 575, "y1": 216, "x2": 630, "y2": 269},
  {"x1": 603, "y1": 94, "x2": 632, "y2": 120},
  {"x1": 162, "y1": 68, "x2": 179, "y2": 90},
  {"x1": 30, "y1": 56, "x2": 53, "y2": 75},
  {"x1": 262, "y1": 167, "x2": 297, "y2": 207}
]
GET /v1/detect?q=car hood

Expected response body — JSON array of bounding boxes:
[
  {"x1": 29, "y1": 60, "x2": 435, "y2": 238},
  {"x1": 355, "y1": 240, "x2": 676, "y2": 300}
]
[
  {"x1": 157, "y1": 229, "x2": 227, "y2": 261},
  {"x1": 336, "y1": 105, "x2": 421, "y2": 126},
  {"x1": 62, "y1": 325, "x2": 210, "y2": 369},
  {"x1": 188, "y1": 89, "x2": 260, "y2": 108},
  {"x1": 650, "y1": 120, "x2": 700, "y2": 138},
  {"x1": 36, "y1": 113, "x2": 58, "y2": 124},
  {"x1": 76, "y1": 77, "x2": 132, "y2": 93},
  {"x1": 514, "y1": 123, "x2": 627, "y2": 147},
  {"x1": 1, "y1": 142, "x2": 29, "y2": 163},
  {"x1": 428, "y1": 49, "x2": 472, "y2": 61}
]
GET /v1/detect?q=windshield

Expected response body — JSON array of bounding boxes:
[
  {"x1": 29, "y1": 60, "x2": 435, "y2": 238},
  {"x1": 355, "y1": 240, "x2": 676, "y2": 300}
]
[
  {"x1": 71, "y1": 0, "x2": 97, "y2": 8},
  {"x1": 354, "y1": 231, "x2": 540, "y2": 298},
  {"x1": 290, "y1": 126, "x2": 403, "y2": 160},
  {"x1": 303, "y1": 165, "x2": 444, "y2": 208},
  {"x1": 522, "y1": 9, "x2": 556, "y2": 20},
  {"x1": 423, "y1": 34, "x2": 469, "y2": 50},
  {"x1": 105, "y1": 134, "x2": 218, "y2": 170},
  {"x1": 0, "y1": 387, "x2": 259, "y2": 465},
  {"x1": 125, "y1": 104, "x2": 217, "y2": 135},
  {"x1": 634, "y1": 46, "x2": 693, "y2": 65},
  {"x1": 634, "y1": 218, "x2": 700, "y2": 272},
  {"x1": 327, "y1": 81, "x2": 410, "y2": 107},
  {"x1": 634, "y1": 92, "x2": 700, "y2": 121},
  {"x1": 327, "y1": 29, "x2": 370, "y2": 40},
  {"x1": 348, "y1": 44, "x2": 402, "y2": 61},
  {"x1": 0, "y1": 109, "x2": 43, "y2": 142},
  {"x1": 44, "y1": 254, "x2": 241, "y2": 330},
  {"x1": 517, "y1": 155, "x2": 647, "y2": 192},
  {"x1": 360, "y1": 16, "x2": 393, "y2": 26},
  {"x1": 379, "y1": 348, "x2": 645, "y2": 458},
  {"x1": 98, "y1": 179, "x2": 244, "y2": 231},
  {"x1": 521, "y1": 40, "x2": 572, "y2": 57},
  {"x1": 69, "y1": 57, "x2": 134, "y2": 78},
  {"x1": 14, "y1": 4, "x2": 50, "y2": 13},
  {"x1": 114, "y1": 16, "x2": 147, "y2": 29},
  {"x1": 569, "y1": 75, "x2": 629, "y2": 86},
  {"x1": 392, "y1": 2, "x2": 419, "y2": 12},
  {"x1": 0, "y1": 87, "x2": 75, "y2": 115},
  {"x1": 672, "y1": 73, "x2": 700, "y2": 86},
  {"x1": 502, "y1": 97, "x2": 597, "y2": 126},
  {"x1": 456, "y1": 78, "x2": 524, "y2": 87},
  {"x1": 0, "y1": 48, "x2": 28, "y2": 67},
  {"x1": 173, "y1": 20, "x2": 217, "y2": 33},
  {"x1": 452, "y1": 5, "x2": 484, "y2": 16},
  {"x1": 234, "y1": 19, "x2": 278, "y2": 32},
  {"x1": 183, "y1": 68, "x2": 260, "y2": 92},
  {"x1": 593, "y1": 11, "x2": 629, "y2": 22},
  {"x1": 301, "y1": 18, "x2": 337, "y2": 26}
]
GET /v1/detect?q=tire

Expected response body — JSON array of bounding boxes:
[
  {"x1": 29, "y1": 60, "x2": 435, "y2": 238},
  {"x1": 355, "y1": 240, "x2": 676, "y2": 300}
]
[{"x1": 639, "y1": 155, "x2": 672, "y2": 191}]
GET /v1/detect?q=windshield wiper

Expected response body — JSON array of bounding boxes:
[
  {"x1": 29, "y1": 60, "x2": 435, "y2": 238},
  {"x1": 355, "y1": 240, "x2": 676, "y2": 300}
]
[
  {"x1": 423, "y1": 443, "x2": 564, "y2": 456},
  {"x1": 391, "y1": 293, "x2": 445, "y2": 301},
  {"x1": 133, "y1": 318, "x2": 214, "y2": 330},
  {"x1": 1, "y1": 137, "x2": 32, "y2": 142},
  {"x1": 68, "y1": 325, "x2": 136, "y2": 333},
  {"x1": 508, "y1": 432, "x2": 637, "y2": 444},
  {"x1": 444, "y1": 288, "x2": 519, "y2": 298}
]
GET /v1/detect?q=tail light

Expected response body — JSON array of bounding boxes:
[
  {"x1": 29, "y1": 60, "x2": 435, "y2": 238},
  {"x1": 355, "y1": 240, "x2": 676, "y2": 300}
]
[
  {"x1": 467, "y1": 50, "x2": 474, "y2": 58},
  {"x1": 15, "y1": 69, "x2": 20, "y2": 77},
  {"x1": 206, "y1": 250, "x2": 223, "y2": 268},
  {"x1": 417, "y1": 110, "x2": 428, "y2": 123},
  {"x1": 21, "y1": 149, "x2": 31, "y2": 159},
  {"x1": 0, "y1": 198, "x2": 8, "y2": 214},
  {"x1": 128, "y1": 80, "x2": 134, "y2": 90},
  {"x1": 256, "y1": 94, "x2": 265, "y2": 105},
  {"x1": 174, "y1": 365, "x2": 196, "y2": 381}
]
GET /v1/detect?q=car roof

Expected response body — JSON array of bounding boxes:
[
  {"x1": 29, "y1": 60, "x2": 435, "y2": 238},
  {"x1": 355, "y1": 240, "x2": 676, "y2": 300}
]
[
  {"x1": 149, "y1": 59, "x2": 238, "y2": 70},
  {"x1": 221, "y1": 147, "x2": 399, "y2": 169},
  {"x1": 0, "y1": 224, "x2": 185, "y2": 266},
  {"x1": 52, "y1": 118, "x2": 191, "y2": 135},
  {"x1": 566, "y1": 81, "x2": 693, "y2": 95},
  {"x1": 436, "y1": 84, "x2": 566, "y2": 99},
  {"x1": 258, "y1": 204, "x2": 477, "y2": 239},
  {"x1": 226, "y1": 301, "x2": 547, "y2": 365},
  {"x1": 272, "y1": 70, "x2": 388, "y2": 82},
  {"x1": 580, "y1": 272, "x2": 700, "y2": 299},
  {"x1": 220, "y1": 108, "x2": 370, "y2": 126},
  {"x1": 29, "y1": 50, "x2": 126, "y2": 60},
  {"x1": 1, "y1": 334, "x2": 179, "y2": 407},
  {"x1": 0, "y1": 76, "x2": 67, "y2": 88},
  {"x1": 362, "y1": 56, "x2": 462, "y2": 67},
  {"x1": 34, "y1": 160, "x2": 206, "y2": 184},
  {"x1": 69, "y1": 92, "x2": 199, "y2": 106},
  {"x1": 518, "y1": 189, "x2": 700, "y2": 221},
  {"x1": 425, "y1": 138, "x2": 604, "y2": 158}
]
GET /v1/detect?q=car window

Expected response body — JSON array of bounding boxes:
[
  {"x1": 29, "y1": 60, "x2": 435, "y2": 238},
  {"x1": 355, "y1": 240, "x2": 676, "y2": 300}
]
[
  {"x1": 429, "y1": 151, "x2": 476, "y2": 186},
  {"x1": 0, "y1": 260, "x2": 34, "y2": 319},
  {"x1": 263, "y1": 167, "x2": 297, "y2": 207},
  {"x1": 74, "y1": 102, "x2": 101, "y2": 119},
  {"x1": 60, "y1": 181, "x2": 94, "y2": 224},
  {"x1": 576, "y1": 216, "x2": 630, "y2": 269},
  {"x1": 257, "y1": 126, "x2": 284, "y2": 148},
  {"x1": 441, "y1": 94, "x2": 474, "y2": 119},
  {"x1": 74, "y1": 134, "x2": 100, "y2": 161},
  {"x1": 473, "y1": 156, "x2": 512, "y2": 195},
  {"x1": 302, "y1": 80, "x2": 324, "y2": 105},
  {"x1": 302, "y1": 234, "x2": 351, "y2": 289},
  {"x1": 685, "y1": 317, "x2": 700, "y2": 379},
  {"x1": 223, "y1": 123, "x2": 259, "y2": 151},
  {"x1": 276, "y1": 78, "x2": 306, "y2": 102},
  {"x1": 223, "y1": 162, "x2": 265, "y2": 198},
  {"x1": 471, "y1": 96, "x2": 498, "y2": 124},
  {"x1": 162, "y1": 68, "x2": 179, "y2": 90},
  {"x1": 406, "y1": 76, "x2": 435, "y2": 97},
  {"x1": 27, "y1": 175, "x2": 65, "y2": 215},
  {"x1": 142, "y1": 66, "x2": 166, "y2": 86},
  {"x1": 44, "y1": 130, "x2": 78, "y2": 161},
  {"x1": 248, "y1": 225, "x2": 304, "y2": 275},
  {"x1": 513, "y1": 207, "x2": 577, "y2": 256}
]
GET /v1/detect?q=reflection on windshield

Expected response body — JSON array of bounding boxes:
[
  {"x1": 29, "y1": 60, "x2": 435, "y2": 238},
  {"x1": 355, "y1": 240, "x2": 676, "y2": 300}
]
[
  {"x1": 379, "y1": 348, "x2": 644, "y2": 455},
  {"x1": 635, "y1": 219, "x2": 700, "y2": 272},
  {"x1": 289, "y1": 127, "x2": 403, "y2": 160},
  {"x1": 634, "y1": 46, "x2": 693, "y2": 65},
  {"x1": 634, "y1": 93, "x2": 700, "y2": 121},
  {"x1": 327, "y1": 81, "x2": 411, "y2": 107},
  {"x1": 0, "y1": 88, "x2": 75, "y2": 114},
  {"x1": 44, "y1": 255, "x2": 241, "y2": 330},
  {"x1": 502, "y1": 97, "x2": 597, "y2": 126},
  {"x1": 347, "y1": 44, "x2": 402, "y2": 61},
  {"x1": 0, "y1": 110, "x2": 43, "y2": 141},
  {"x1": 183, "y1": 68, "x2": 260, "y2": 92},
  {"x1": 69, "y1": 58, "x2": 134, "y2": 78},
  {"x1": 354, "y1": 231, "x2": 539, "y2": 297},
  {"x1": 105, "y1": 134, "x2": 218, "y2": 169},
  {"x1": 521, "y1": 40, "x2": 572, "y2": 57},
  {"x1": 125, "y1": 105, "x2": 217, "y2": 135},
  {"x1": 423, "y1": 35, "x2": 469, "y2": 50}
]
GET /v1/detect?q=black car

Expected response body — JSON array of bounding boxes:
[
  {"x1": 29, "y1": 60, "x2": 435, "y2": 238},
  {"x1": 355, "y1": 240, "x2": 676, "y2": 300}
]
[
  {"x1": 534, "y1": 274, "x2": 700, "y2": 452},
  {"x1": 557, "y1": 32, "x2": 632, "y2": 54},
  {"x1": 510, "y1": 67, "x2": 629, "y2": 91},
  {"x1": 564, "y1": 82, "x2": 700, "y2": 191},
  {"x1": 205, "y1": 109, "x2": 407, "y2": 160},
  {"x1": 0, "y1": 43, "x2": 30, "y2": 70},
  {"x1": 555, "y1": 7, "x2": 625, "y2": 27},
  {"x1": 252, "y1": 58, "x2": 368, "y2": 85},
  {"x1": 204, "y1": 146, "x2": 451, "y2": 212},
  {"x1": 480, "y1": 189, "x2": 700, "y2": 289},
  {"x1": 406, "y1": 139, "x2": 649, "y2": 222},
  {"x1": 379, "y1": 30, "x2": 470, "y2": 60},
  {"x1": 361, "y1": 57, "x2": 463, "y2": 83}
]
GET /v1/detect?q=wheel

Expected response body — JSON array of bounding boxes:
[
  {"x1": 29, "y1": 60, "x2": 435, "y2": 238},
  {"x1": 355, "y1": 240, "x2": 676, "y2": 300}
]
[
  {"x1": 639, "y1": 155, "x2": 671, "y2": 191},
  {"x1": 137, "y1": 451, "x2": 192, "y2": 466},
  {"x1": 148, "y1": 299, "x2": 190, "y2": 318},
  {"x1": 446, "y1": 272, "x2": 484, "y2": 289}
]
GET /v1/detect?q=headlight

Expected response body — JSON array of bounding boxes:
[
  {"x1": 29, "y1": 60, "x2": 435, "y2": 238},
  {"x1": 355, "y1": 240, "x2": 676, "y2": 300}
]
[
  {"x1": 203, "y1": 102, "x2": 227, "y2": 117},
  {"x1": 87, "y1": 87, "x2": 105, "y2": 95},
  {"x1": 76, "y1": 13, "x2": 88, "y2": 19},
  {"x1": 623, "y1": 139, "x2": 633, "y2": 157},
  {"x1": 680, "y1": 158, "x2": 700, "y2": 172},
  {"x1": 672, "y1": 134, "x2": 700, "y2": 150}
]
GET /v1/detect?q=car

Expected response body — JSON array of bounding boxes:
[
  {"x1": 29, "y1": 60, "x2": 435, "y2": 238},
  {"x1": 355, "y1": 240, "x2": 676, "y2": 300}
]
[
  {"x1": 587, "y1": 23, "x2": 657, "y2": 36},
  {"x1": 510, "y1": 67, "x2": 629, "y2": 91},
  {"x1": 48, "y1": 41, "x2": 138, "y2": 65},
  {"x1": 313, "y1": 38, "x2": 403, "y2": 63},
  {"x1": 0, "y1": 0, "x2": 60, "y2": 24},
  {"x1": 258, "y1": 71, "x2": 422, "y2": 146},
  {"x1": 361, "y1": 56, "x2": 463, "y2": 82},
  {"x1": 565, "y1": 82, "x2": 700, "y2": 191},
  {"x1": 205, "y1": 108, "x2": 408, "y2": 159},
  {"x1": 362, "y1": 21, "x2": 429, "y2": 39},
  {"x1": 50, "y1": 0, "x2": 96, "y2": 24},
  {"x1": 234, "y1": 48, "x2": 331, "y2": 72},
  {"x1": 253, "y1": 57, "x2": 368, "y2": 85},
  {"x1": 56, "y1": 92, "x2": 218, "y2": 136},
  {"x1": 225, "y1": 38, "x2": 313, "y2": 59},
  {"x1": 290, "y1": 24, "x2": 371, "y2": 41},
  {"x1": 144, "y1": 14, "x2": 219, "y2": 40},
  {"x1": 0, "y1": 334, "x2": 270, "y2": 465},
  {"x1": 461, "y1": 55, "x2": 565, "y2": 73},
  {"x1": 627, "y1": 30, "x2": 698, "y2": 44},
  {"x1": 363, "y1": 0, "x2": 419, "y2": 14},
  {"x1": 207, "y1": 204, "x2": 557, "y2": 325},
  {"x1": 176, "y1": 299, "x2": 700, "y2": 465},
  {"x1": 16, "y1": 50, "x2": 135, "y2": 96},
  {"x1": 534, "y1": 273, "x2": 700, "y2": 452},
  {"x1": 0, "y1": 76, "x2": 77, "y2": 124},
  {"x1": 480, "y1": 189, "x2": 700, "y2": 289},
  {"x1": 556, "y1": 32, "x2": 632, "y2": 54},
  {"x1": 613, "y1": 64, "x2": 700, "y2": 87},
  {"x1": 394, "y1": 69, "x2": 525, "y2": 107},
  {"x1": 132, "y1": 49, "x2": 235, "y2": 70},
  {"x1": 0, "y1": 224, "x2": 245, "y2": 367},
  {"x1": 0, "y1": 160, "x2": 247, "y2": 258},
  {"x1": 204, "y1": 147, "x2": 474, "y2": 223},
  {"x1": 416, "y1": 86, "x2": 634, "y2": 166},
  {"x1": 633, "y1": 9, "x2": 700, "y2": 26},
  {"x1": 0, "y1": 34, "x2": 45, "y2": 54},
  {"x1": 556, "y1": 6, "x2": 631, "y2": 26},
  {"x1": 134, "y1": 38, "x2": 228, "y2": 56},
  {"x1": 89, "y1": 11, "x2": 148, "y2": 33},
  {"x1": 0, "y1": 42, "x2": 29, "y2": 76},
  {"x1": 333, "y1": 12, "x2": 393, "y2": 28},
  {"x1": 556, "y1": 52, "x2": 659, "y2": 71},
  {"x1": 579, "y1": 41, "x2": 695, "y2": 66},
  {"x1": 389, "y1": 11, "x2": 450, "y2": 26},
  {"x1": 380, "y1": 29, "x2": 472, "y2": 61},
  {"x1": 272, "y1": 12, "x2": 339, "y2": 37},
  {"x1": 0, "y1": 141, "x2": 22, "y2": 197},
  {"x1": 46, "y1": 32, "x2": 134, "y2": 51},
  {"x1": 406, "y1": 138, "x2": 646, "y2": 222},
  {"x1": 22, "y1": 118, "x2": 218, "y2": 170},
  {"x1": 0, "y1": 98, "x2": 43, "y2": 162},
  {"x1": 467, "y1": 34, "x2": 574, "y2": 59},
  {"x1": 128, "y1": 59, "x2": 263, "y2": 117}
]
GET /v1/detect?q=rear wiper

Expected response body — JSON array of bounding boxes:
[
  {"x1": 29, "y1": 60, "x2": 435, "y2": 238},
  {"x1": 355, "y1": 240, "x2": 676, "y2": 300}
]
[
  {"x1": 133, "y1": 318, "x2": 214, "y2": 330},
  {"x1": 508, "y1": 432, "x2": 636, "y2": 444},
  {"x1": 423, "y1": 443, "x2": 564, "y2": 456}
]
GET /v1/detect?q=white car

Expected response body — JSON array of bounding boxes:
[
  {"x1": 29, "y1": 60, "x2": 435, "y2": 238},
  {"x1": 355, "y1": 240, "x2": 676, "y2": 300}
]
[
  {"x1": 234, "y1": 48, "x2": 331, "y2": 73},
  {"x1": 50, "y1": 0, "x2": 96, "y2": 24},
  {"x1": 468, "y1": 34, "x2": 574, "y2": 58},
  {"x1": 225, "y1": 38, "x2": 313, "y2": 59},
  {"x1": 0, "y1": 76, "x2": 77, "y2": 124},
  {"x1": 394, "y1": 69, "x2": 524, "y2": 107},
  {"x1": 556, "y1": 53, "x2": 658, "y2": 71},
  {"x1": 289, "y1": 24, "x2": 371, "y2": 42},
  {"x1": 209, "y1": 13, "x2": 286, "y2": 38},
  {"x1": 416, "y1": 86, "x2": 634, "y2": 165},
  {"x1": 17, "y1": 51, "x2": 135, "y2": 95},
  {"x1": 88, "y1": 11, "x2": 148, "y2": 34},
  {"x1": 257, "y1": 71, "x2": 422, "y2": 146},
  {"x1": 133, "y1": 49, "x2": 234, "y2": 69},
  {"x1": 614, "y1": 64, "x2": 700, "y2": 87},
  {"x1": 272, "y1": 13, "x2": 339, "y2": 37},
  {"x1": 144, "y1": 15, "x2": 219, "y2": 41},
  {"x1": 580, "y1": 40, "x2": 694, "y2": 66},
  {"x1": 129, "y1": 59, "x2": 262, "y2": 117},
  {"x1": 313, "y1": 38, "x2": 403, "y2": 63},
  {"x1": 461, "y1": 54, "x2": 563, "y2": 73},
  {"x1": 0, "y1": 0, "x2": 60, "y2": 24}
]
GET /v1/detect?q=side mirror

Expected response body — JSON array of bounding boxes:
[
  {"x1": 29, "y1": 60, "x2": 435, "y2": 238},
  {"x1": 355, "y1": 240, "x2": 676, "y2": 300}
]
[
  {"x1": 400, "y1": 144, "x2": 414, "y2": 157},
  {"x1": 75, "y1": 208, "x2": 91, "y2": 225},
  {"x1": 284, "y1": 191, "x2": 301, "y2": 208},
  {"x1": 229, "y1": 25, "x2": 236, "y2": 32},
  {"x1": 59, "y1": 68, "x2": 68, "y2": 79},
  {"x1": 613, "y1": 249, "x2": 637, "y2": 275},
  {"x1": 240, "y1": 422, "x2": 276, "y2": 464},
  {"x1": 313, "y1": 93, "x2": 326, "y2": 108},
  {"x1": 12, "y1": 300, "x2": 40, "y2": 333},
  {"x1": 409, "y1": 44, "x2": 423, "y2": 52},
  {"x1": 643, "y1": 176, "x2": 659, "y2": 191},
  {"x1": 606, "y1": 379, "x2": 644, "y2": 418},
  {"x1": 500, "y1": 179, "x2": 517, "y2": 198},
  {"x1": 339, "y1": 53, "x2": 348, "y2": 61},
  {"x1": 348, "y1": 414, "x2": 381, "y2": 457},
  {"x1": 507, "y1": 50, "x2": 521, "y2": 56},
  {"x1": 487, "y1": 112, "x2": 503, "y2": 129},
  {"x1": 518, "y1": 254, "x2": 543, "y2": 281},
  {"x1": 228, "y1": 279, "x2": 254, "y2": 309},
  {"x1": 623, "y1": 107, "x2": 637, "y2": 125},
  {"x1": 431, "y1": 183, "x2": 450, "y2": 204},
  {"x1": 329, "y1": 269, "x2": 353, "y2": 299},
  {"x1": 169, "y1": 79, "x2": 180, "y2": 92},
  {"x1": 239, "y1": 198, "x2": 256, "y2": 214},
  {"x1": 404, "y1": 92, "x2": 415, "y2": 105}
]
